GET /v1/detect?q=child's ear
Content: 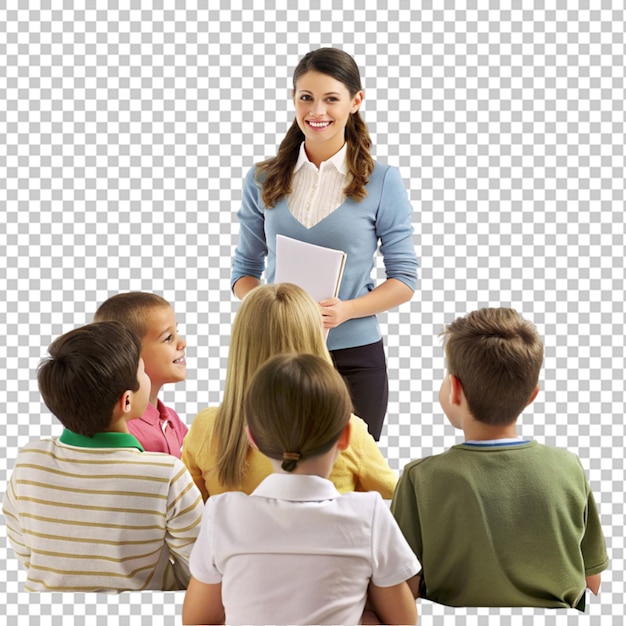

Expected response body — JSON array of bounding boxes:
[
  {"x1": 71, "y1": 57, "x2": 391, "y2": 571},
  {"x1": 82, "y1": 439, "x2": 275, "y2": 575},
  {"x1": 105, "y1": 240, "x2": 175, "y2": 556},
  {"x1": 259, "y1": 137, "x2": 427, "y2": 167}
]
[
  {"x1": 449, "y1": 374, "x2": 464, "y2": 406},
  {"x1": 111, "y1": 390, "x2": 134, "y2": 422},
  {"x1": 246, "y1": 425, "x2": 258, "y2": 449},
  {"x1": 336, "y1": 420, "x2": 351, "y2": 451},
  {"x1": 526, "y1": 384, "x2": 540, "y2": 406},
  {"x1": 120, "y1": 391, "x2": 133, "y2": 414}
]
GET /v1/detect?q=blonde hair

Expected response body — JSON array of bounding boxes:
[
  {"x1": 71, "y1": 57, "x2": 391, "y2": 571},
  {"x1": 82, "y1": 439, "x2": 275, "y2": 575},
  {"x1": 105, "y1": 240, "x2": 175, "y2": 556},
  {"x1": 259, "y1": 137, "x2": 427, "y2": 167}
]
[
  {"x1": 94, "y1": 292, "x2": 170, "y2": 340},
  {"x1": 257, "y1": 48, "x2": 374, "y2": 208},
  {"x1": 440, "y1": 308, "x2": 543, "y2": 425},
  {"x1": 245, "y1": 354, "x2": 352, "y2": 472},
  {"x1": 214, "y1": 283, "x2": 331, "y2": 487}
]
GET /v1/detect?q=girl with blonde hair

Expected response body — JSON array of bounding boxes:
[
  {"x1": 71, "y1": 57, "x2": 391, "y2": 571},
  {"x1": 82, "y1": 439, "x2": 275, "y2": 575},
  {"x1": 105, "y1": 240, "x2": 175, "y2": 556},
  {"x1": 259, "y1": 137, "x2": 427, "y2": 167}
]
[{"x1": 182, "y1": 283, "x2": 397, "y2": 499}]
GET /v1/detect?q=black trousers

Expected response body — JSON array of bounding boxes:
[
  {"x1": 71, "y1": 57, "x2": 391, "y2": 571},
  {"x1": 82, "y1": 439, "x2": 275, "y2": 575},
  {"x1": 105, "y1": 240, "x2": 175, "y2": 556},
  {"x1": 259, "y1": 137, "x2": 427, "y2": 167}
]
[{"x1": 330, "y1": 339, "x2": 388, "y2": 441}]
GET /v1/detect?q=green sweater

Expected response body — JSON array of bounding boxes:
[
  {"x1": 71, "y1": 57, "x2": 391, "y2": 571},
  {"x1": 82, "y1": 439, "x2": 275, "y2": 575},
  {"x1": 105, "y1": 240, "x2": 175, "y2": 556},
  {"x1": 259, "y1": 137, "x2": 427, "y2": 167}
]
[{"x1": 391, "y1": 440, "x2": 608, "y2": 609}]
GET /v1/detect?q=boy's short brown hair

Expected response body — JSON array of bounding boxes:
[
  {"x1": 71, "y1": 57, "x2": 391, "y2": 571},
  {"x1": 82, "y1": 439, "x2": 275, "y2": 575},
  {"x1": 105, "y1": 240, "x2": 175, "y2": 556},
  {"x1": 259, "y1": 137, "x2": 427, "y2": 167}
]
[
  {"x1": 441, "y1": 308, "x2": 543, "y2": 426},
  {"x1": 93, "y1": 292, "x2": 170, "y2": 340},
  {"x1": 38, "y1": 321, "x2": 142, "y2": 437}
]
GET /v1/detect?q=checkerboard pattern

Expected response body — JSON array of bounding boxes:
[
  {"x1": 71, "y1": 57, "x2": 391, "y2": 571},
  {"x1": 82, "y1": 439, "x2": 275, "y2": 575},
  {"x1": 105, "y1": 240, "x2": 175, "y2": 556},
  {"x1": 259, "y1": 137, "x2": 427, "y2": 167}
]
[{"x1": 1, "y1": 3, "x2": 624, "y2": 624}]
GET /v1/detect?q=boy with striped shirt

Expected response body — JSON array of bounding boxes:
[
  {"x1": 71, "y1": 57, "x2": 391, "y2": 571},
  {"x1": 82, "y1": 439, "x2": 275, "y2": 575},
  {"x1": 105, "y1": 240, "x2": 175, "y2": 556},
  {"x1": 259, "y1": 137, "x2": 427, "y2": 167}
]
[{"x1": 2, "y1": 321, "x2": 203, "y2": 592}]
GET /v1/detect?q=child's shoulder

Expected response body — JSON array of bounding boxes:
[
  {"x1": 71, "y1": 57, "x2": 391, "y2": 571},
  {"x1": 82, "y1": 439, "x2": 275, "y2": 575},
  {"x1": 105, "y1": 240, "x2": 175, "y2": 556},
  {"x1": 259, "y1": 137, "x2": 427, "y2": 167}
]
[
  {"x1": 156, "y1": 399, "x2": 180, "y2": 416},
  {"x1": 22, "y1": 436, "x2": 56, "y2": 448},
  {"x1": 340, "y1": 488, "x2": 384, "y2": 503},
  {"x1": 336, "y1": 488, "x2": 387, "y2": 516},
  {"x1": 138, "y1": 450, "x2": 190, "y2": 472},
  {"x1": 401, "y1": 441, "x2": 585, "y2": 475},
  {"x1": 155, "y1": 400, "x2": 186, "y2": 428},
  {"x1": 188, "y1": 405, "x2": 220, "y2": 437},
  {"x1": 13, "y1": 437, "x2": 57, "y2": 458},
  {"x1": 524, "y1": 440, "x2": 586, "y2": 471},
  {"x1": 14, "y1": 435, "x2": 193, "y2": 473},
  {"x1": 191, "y1": 405, "x2": 219, "y2": 424},
  {"x1": 203, "y1": 488, "x2": 252, "y2": 517},
  {"x1": 485, "y1": 439, "x2": 584, "y2": 468},
  {"x1": 400, "y1": 447, "x2": 456, "y2": 475}
]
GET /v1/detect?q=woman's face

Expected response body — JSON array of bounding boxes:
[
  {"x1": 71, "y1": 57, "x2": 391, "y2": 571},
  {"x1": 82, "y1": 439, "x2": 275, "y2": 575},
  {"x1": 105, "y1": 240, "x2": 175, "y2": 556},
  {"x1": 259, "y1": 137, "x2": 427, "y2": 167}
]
[{"x1": 293, "y1": 71, "x2": 362, "y2": 159}]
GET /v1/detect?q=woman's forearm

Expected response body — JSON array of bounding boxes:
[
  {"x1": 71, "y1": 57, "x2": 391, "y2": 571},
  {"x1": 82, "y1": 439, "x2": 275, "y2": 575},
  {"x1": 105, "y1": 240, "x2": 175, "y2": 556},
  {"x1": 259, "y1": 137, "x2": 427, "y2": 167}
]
[
  {"x1": 233, "y1": 276, "x2": 261, "y2": 300},
  {"x1": 320, "y1": 278, "x2": 414, "y2": 329}
]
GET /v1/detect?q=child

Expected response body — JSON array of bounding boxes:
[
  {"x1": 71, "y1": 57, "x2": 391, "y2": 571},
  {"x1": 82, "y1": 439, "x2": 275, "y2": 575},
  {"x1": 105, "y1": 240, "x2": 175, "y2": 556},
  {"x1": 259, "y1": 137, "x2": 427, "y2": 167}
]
[
  {"x1": 182, "y1": 282, "x2": 398, "y2": 500},
  {"x1": 391, "y1": 308, "x2": 608, "y2": 609},
  {"x1": 2, "y1": 321, "x2": 203, "y2": 592},
  {"x1": 94, "y1": 292, "x2": 188, "y2": 457},
  {"x1": 183, "y1": 353, "x2": 419, "y2": 625},
  {"x1": 231, "y1": 48, "x2": 419, "y2": 440}
]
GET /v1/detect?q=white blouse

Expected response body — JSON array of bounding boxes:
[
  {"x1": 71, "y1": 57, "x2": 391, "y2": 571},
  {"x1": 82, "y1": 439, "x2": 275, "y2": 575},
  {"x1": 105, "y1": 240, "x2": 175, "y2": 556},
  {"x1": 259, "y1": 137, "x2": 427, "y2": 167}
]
[{"x1": 287, "y1": 143, "x2": 348, "y2": 229}]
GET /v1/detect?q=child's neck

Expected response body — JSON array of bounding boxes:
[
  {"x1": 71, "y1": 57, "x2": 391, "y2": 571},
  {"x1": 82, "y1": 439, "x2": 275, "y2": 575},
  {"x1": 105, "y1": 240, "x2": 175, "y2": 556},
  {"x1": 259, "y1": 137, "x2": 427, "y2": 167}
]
[
  {"x1": 462, "y1": 419, "x2": 518, "y2": 442},
  {"x1": 268, "y1": 447, "x2": 339, "y2": 480},
  {"x1": 104, "y1": 414, "x2": 131, "y2": 434},
  {"x1": 148, "y1": 387, "x2": 161, "y2": 407}
]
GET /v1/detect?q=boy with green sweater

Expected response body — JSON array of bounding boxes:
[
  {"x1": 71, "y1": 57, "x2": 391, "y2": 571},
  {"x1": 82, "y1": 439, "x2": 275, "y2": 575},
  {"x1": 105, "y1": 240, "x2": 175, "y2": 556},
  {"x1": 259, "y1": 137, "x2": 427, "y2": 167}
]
[{"x1": 391, "y1": 308, "x2": 608, "y2": 610}]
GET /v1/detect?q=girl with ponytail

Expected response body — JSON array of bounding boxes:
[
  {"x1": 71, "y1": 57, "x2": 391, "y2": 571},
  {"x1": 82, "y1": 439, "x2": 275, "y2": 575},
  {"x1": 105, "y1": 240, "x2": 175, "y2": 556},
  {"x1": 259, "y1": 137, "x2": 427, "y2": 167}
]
[
  {"x1": 231, "y1": 48, "x2": 418, "y2": 440},
  {"x1": 183, "y1": 353, "x2": 419, "y2": 626}
]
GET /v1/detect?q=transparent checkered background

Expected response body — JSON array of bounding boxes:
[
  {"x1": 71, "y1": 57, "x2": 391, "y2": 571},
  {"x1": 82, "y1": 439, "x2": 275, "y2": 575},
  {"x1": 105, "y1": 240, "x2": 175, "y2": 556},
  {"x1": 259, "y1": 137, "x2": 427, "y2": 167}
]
[{"x1": 1, "y1": 2, "x2": 624, "y2": 625}]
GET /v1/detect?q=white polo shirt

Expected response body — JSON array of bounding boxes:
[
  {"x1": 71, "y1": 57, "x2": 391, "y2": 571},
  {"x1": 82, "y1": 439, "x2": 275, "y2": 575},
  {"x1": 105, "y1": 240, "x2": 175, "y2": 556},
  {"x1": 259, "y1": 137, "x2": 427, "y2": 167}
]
[{"x1": 190, "y1": 473, "x2": 419, "y2": 625}]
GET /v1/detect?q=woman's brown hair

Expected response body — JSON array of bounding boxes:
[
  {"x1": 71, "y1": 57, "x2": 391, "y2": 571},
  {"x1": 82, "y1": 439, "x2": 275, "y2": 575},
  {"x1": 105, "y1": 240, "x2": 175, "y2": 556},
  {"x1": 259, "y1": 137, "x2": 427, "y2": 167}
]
[{"x1": 256, "y1": 48, "x2": 374, "y2": 208}]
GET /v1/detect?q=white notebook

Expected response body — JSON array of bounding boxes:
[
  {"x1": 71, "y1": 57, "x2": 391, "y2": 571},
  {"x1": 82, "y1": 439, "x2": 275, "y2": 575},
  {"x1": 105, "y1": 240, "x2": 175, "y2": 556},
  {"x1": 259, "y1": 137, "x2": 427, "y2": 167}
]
[{"x1": 274, "y1": 234, "x2": 347, "y2": 302}]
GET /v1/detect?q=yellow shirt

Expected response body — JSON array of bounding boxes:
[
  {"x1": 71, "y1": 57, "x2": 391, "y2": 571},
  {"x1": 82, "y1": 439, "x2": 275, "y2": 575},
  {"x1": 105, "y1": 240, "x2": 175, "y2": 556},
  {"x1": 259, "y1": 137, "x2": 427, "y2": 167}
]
[{"x1": 182, "y1": 406, "x2": 397, "y2": 501}]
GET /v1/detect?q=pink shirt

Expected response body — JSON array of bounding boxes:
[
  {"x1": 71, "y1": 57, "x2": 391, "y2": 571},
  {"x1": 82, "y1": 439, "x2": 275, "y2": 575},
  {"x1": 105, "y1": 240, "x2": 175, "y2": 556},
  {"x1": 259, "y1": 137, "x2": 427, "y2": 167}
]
[{"x1": 128, "y1": 400, "x2": 188, "y2": 458}]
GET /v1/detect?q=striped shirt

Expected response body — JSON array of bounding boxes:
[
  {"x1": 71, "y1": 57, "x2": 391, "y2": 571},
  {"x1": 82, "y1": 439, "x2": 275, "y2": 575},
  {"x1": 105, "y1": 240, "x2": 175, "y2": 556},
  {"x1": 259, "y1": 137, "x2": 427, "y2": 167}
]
[
  {"x1": 287, "y1": 142, "x2": 348, "y2": 229},
  {"x1": 2, "y1": 430, "x2": 203, "y2": 592}
]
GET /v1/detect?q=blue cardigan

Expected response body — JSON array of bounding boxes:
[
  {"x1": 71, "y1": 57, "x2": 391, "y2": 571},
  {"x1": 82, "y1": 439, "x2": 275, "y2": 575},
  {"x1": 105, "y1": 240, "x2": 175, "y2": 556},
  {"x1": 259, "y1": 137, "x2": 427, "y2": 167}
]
[{"x1": 231, "y1": 161, "x2": 419, "y2": 351}]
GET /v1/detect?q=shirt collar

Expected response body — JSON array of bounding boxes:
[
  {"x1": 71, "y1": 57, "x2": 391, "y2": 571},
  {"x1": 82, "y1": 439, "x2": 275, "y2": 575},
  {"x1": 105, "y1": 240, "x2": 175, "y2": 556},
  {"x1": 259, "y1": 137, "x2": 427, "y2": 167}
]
[
  {"x1": 59, "y1": 428, "x2": 144, "y2": 451},
  {"x1": 293, "y1": 142, "x2": 348, "y2": 175},
  {"x1": 252, "y1": 473, "x2": 341, "y2": 502},
  {"x1": 140, "y1": 400, "x2": 168, "y2": 426},
  {"x1": 462, "y1": 438, "x2": 532, "y2": 448}
]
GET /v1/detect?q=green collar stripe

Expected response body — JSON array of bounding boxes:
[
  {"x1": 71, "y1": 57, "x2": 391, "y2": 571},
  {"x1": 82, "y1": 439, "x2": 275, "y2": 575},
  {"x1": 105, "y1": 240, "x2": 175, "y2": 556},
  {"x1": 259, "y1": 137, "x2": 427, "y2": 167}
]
[{"x1": 59, "y1": 429, "x2": 144, "y2": 452}]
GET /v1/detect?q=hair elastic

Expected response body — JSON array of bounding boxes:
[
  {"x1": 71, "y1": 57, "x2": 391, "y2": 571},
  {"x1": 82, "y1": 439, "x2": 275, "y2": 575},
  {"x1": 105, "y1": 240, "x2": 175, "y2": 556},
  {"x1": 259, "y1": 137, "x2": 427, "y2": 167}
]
[{"x1": 282, "y1": 452, "x2": 301, "y2": 461}]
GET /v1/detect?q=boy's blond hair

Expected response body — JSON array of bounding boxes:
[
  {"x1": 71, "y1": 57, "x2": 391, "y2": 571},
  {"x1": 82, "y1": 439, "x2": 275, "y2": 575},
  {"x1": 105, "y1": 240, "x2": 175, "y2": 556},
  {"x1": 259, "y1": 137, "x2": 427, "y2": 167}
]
[
  {"x1": 441, "y1": 308, "x2": 543, "y2": 426},
  {"x1": 94, "y1": 292, "x2": 170, "y2": 340}
]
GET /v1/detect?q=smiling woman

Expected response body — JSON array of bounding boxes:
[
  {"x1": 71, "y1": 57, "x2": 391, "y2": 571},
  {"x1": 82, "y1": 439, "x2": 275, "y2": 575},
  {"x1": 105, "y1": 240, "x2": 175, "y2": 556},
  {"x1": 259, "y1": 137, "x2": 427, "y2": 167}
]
[
  {"x1": 231, "y1": 48, "x2": 419, "y2": 440},
  {"x1": 293, "y1": 71, "x2": 362, "y2": 167}
]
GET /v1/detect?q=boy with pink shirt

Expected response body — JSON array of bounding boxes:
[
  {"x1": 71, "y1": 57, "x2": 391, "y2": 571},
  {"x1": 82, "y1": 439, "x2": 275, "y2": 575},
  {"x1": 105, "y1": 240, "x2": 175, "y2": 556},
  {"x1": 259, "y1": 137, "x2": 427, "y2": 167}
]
[{"x1": 94, "y1": 292, "x2": 188, "y2": 457}]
